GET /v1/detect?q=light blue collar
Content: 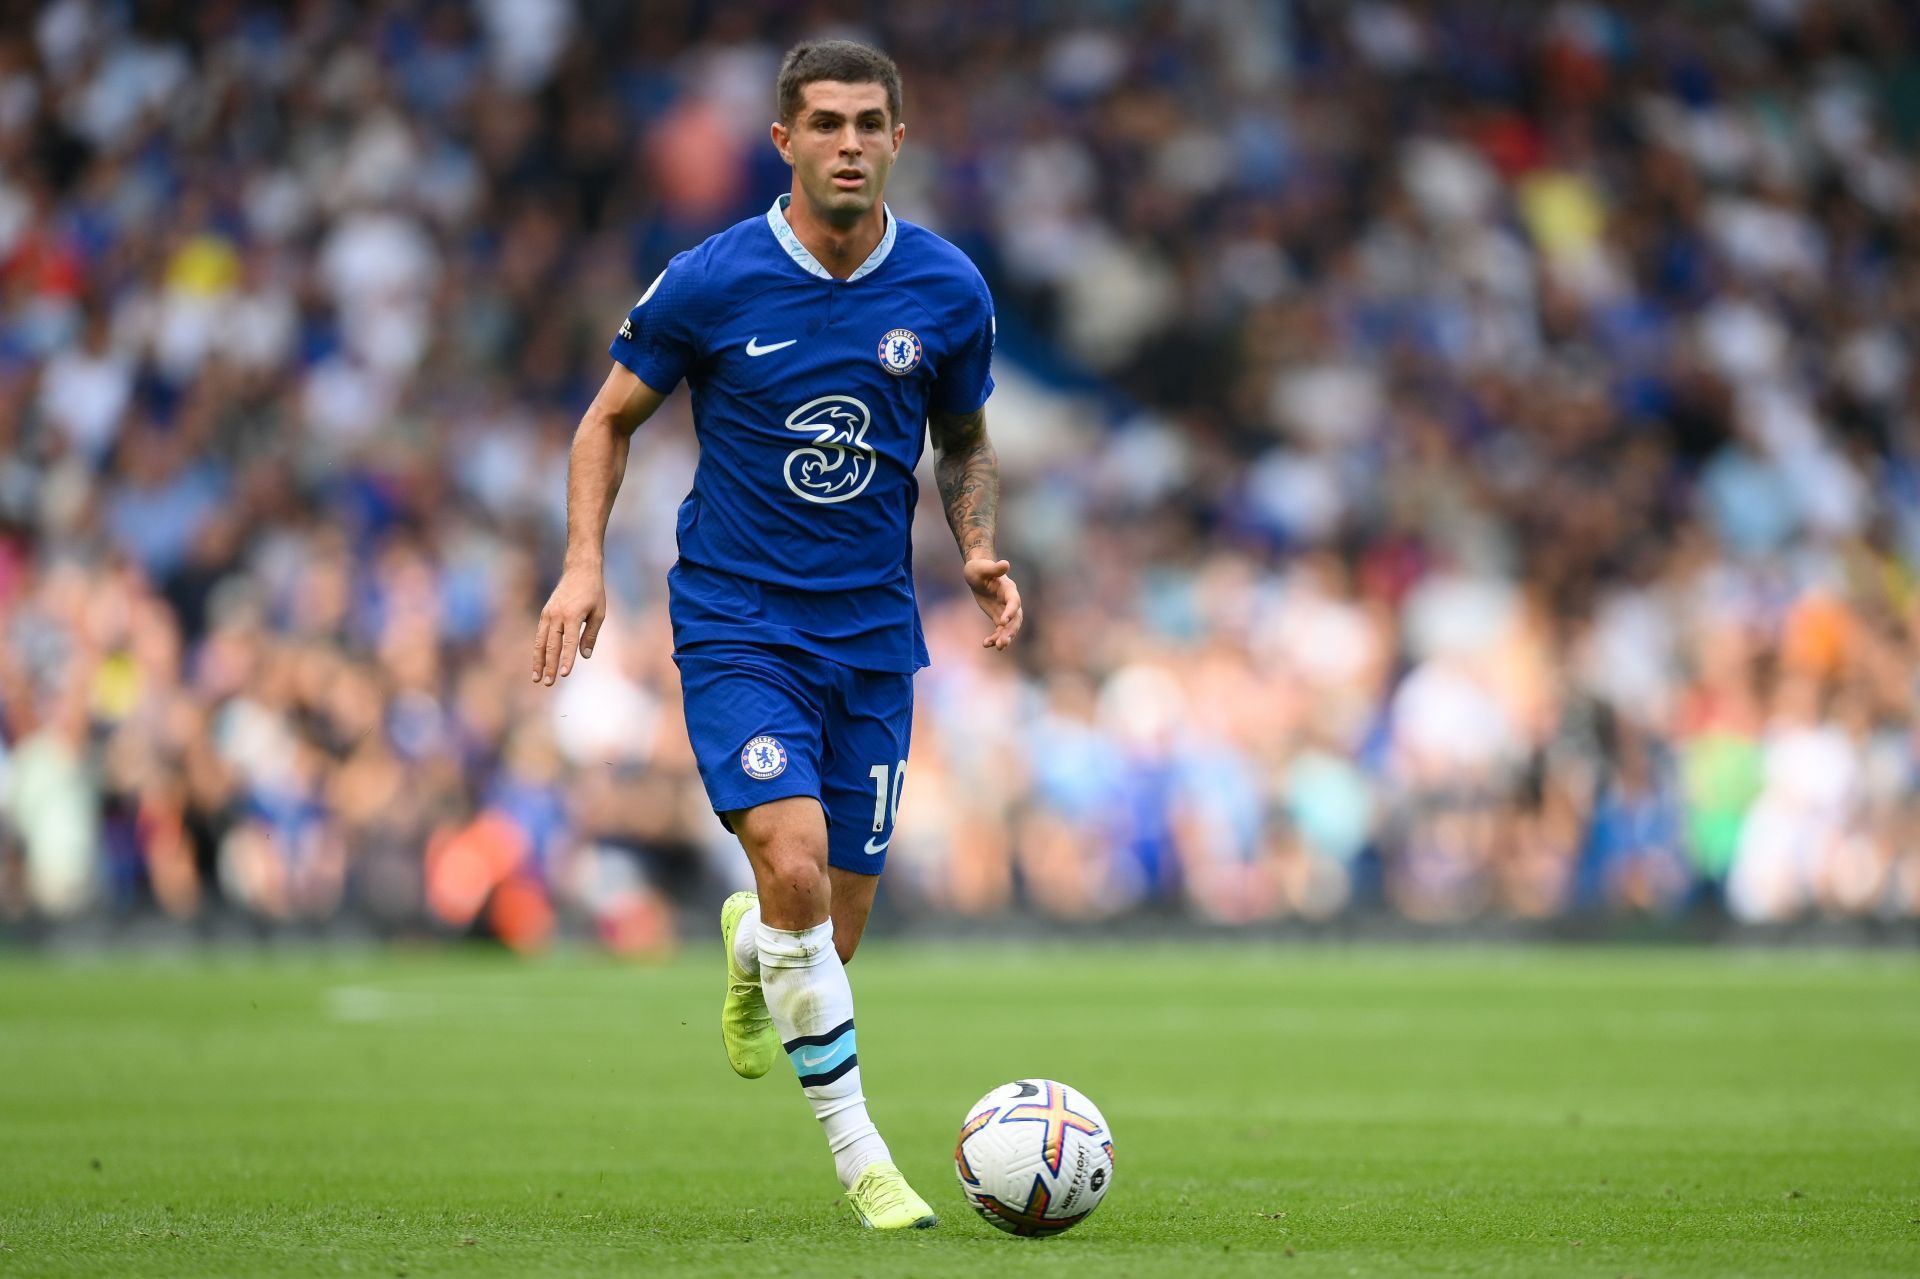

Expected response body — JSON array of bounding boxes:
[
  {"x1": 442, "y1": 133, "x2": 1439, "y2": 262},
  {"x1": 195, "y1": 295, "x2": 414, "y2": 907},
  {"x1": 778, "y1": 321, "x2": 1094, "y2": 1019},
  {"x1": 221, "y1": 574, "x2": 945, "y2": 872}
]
[{"x1": 766, "y1": 193, "x2": 896, "y2": 282}]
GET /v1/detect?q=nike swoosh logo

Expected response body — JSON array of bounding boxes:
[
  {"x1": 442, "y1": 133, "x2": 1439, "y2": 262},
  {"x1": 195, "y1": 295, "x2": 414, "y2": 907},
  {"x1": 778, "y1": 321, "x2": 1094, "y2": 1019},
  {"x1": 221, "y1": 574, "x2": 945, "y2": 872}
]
[
  {"x1": 798, "y1": 1048, "x2": 831, "y2": 1067},
  {"x1": 864, "y1": 836, "x2": 889, "y2": 855},
  {"x1": 745, "y1": 336, "x2": 797, "y2": 356}
]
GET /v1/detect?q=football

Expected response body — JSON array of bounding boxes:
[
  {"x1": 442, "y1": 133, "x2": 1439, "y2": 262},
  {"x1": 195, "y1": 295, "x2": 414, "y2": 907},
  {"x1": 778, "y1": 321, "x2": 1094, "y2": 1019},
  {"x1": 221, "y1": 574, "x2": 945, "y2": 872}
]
[{"x1": 954, "y1": 1079, "x2": 1115, "y2": 1237}]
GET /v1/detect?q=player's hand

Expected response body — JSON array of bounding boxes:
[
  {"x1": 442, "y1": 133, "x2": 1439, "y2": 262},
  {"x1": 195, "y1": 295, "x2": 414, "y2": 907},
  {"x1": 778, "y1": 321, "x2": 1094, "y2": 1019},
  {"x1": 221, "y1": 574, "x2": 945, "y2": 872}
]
[
  {"x1": 963, "y1": 556, "x2": 1023, "y2": 652},
  {"x1": 534, "y1": 563, "x2": 606, "y2": 685}
]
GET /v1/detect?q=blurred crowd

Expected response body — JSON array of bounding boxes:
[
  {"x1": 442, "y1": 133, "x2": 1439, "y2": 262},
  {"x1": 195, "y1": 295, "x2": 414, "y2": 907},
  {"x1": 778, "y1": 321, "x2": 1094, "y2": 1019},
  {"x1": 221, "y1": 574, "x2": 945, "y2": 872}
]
[{"x1": 3, "y1": 0, "x2": 1920, "y2": 948}]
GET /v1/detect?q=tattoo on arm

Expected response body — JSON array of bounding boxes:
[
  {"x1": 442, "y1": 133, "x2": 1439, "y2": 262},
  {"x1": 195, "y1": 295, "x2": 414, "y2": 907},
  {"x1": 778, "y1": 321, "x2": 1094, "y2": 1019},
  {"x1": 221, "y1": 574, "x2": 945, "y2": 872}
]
[{"x1": 930, "y1": 407, "x2": 998, "y2": 560}]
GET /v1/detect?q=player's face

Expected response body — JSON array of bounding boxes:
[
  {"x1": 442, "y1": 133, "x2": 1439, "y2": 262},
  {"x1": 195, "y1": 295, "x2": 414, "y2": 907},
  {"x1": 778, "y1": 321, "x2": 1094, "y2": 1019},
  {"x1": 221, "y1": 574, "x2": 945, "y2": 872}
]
[{"x1": 774, "y1": 81, "x2": 903, "y2": 222}]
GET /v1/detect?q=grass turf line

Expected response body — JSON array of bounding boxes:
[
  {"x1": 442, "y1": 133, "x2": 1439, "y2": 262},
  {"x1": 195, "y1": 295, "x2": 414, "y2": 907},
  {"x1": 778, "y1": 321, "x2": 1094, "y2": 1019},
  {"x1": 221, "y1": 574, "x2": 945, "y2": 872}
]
[{"x1": 1, "y1": 945, "x2": 1915, "y2": 1277}]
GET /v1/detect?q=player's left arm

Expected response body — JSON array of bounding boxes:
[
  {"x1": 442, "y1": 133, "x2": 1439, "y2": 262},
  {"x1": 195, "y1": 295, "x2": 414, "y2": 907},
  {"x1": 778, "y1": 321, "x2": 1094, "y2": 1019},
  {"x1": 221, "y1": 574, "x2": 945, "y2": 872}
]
[{"x1": 929, "y1": 404, "x2": 1023, "y2": 652}]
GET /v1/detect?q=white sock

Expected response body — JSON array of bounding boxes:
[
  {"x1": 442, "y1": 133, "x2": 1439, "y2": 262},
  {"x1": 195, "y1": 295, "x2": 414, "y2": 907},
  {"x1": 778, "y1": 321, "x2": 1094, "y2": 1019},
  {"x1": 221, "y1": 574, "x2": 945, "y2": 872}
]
[
  {"x1": 756, "y1": 919, "x2": 891, "y2": 1188},
  {"x1": 732, "y1": 901, "x2": 761, "y2": 976}
]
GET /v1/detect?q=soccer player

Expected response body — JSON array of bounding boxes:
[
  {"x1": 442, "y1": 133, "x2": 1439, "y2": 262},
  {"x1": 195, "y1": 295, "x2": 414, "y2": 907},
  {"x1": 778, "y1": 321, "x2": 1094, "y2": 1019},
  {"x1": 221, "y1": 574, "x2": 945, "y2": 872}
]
[{"x1": 531, "y1": 40, "x2": 1019, "y2": 1229}]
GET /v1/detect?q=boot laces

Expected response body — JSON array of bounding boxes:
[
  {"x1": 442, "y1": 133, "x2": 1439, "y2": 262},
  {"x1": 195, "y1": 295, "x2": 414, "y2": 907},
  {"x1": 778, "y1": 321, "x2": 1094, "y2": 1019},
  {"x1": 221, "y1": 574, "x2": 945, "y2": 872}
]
[{"x1": 860, "y1": 1166, "x2": 911, "y2": 1215}]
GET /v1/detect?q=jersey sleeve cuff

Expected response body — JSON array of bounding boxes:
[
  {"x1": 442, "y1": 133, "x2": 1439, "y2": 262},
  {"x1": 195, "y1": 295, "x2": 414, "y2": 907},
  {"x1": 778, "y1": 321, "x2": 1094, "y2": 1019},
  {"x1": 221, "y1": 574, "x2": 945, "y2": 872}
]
[
  {"x1": 608, "y1": 340, "x2": 683, "y2": 394},
  {"x1": 932, "y1": 374, "x2": 994, "y2": 417}
]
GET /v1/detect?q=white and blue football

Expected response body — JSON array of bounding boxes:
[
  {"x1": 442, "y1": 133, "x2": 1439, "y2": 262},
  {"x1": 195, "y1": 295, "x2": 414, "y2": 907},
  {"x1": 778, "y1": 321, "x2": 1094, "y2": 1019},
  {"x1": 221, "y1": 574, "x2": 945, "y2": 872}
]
[{"x1": 954, "y1": 1079, "x2": 1114, "y2": 1237}]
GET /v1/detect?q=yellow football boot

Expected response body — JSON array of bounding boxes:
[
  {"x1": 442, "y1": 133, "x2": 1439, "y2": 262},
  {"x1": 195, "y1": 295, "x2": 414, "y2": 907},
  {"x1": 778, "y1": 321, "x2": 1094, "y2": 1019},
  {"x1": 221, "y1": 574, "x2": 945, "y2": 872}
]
[
  {"x1": 845, "y1": 1161, "x2": 939, "y2": 1230},
  {"x1": 719, "y1": 891, "x2": 777, "y2": 1079}
]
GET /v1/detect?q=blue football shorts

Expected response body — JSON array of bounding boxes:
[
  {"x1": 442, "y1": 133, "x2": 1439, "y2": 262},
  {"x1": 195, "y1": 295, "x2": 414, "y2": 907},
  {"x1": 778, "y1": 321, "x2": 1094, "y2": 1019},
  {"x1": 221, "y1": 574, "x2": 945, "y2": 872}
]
[{"x1": 674, "y1": 641, "x2": 913, "y2": 876}]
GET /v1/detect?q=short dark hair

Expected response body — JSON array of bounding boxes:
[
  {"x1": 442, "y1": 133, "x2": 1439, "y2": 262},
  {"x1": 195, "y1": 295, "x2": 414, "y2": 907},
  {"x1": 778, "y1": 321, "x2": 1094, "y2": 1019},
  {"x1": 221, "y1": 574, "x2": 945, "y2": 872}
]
[{"x1": 776, "y1": 40, "x2": 902, "y2": 126}]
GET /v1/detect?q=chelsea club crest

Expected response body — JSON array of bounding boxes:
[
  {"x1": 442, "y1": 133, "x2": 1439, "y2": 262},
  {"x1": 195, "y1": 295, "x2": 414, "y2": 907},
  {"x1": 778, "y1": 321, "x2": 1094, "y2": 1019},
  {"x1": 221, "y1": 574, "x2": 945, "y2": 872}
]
[
  {"x1": 740, "y1": 735, "x2": 787, "y2": 780},
  {"x1": 877, "y1": 328, "x2": 922, "y2": 376}
]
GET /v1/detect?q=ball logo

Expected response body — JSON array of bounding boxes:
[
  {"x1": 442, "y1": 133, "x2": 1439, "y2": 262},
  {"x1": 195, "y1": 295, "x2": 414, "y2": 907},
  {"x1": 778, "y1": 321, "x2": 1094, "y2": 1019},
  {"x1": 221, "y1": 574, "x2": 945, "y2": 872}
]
[
  {"x1": 783, "y1": 394, "x2": 875, "y2": 505},
  {"x1": 740, "y1": 735, "x2": 787, "y2": 780},
  {"x1": 877, "y1": 328, "x2": 921, "y2": 376}
]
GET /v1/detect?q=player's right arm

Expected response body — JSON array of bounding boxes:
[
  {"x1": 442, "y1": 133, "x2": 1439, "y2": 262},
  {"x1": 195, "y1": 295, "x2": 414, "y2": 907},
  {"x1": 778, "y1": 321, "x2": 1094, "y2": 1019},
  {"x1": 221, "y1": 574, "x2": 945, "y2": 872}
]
[{"x1": 533, "y1": 362, "x2": 667, "y2": 685}]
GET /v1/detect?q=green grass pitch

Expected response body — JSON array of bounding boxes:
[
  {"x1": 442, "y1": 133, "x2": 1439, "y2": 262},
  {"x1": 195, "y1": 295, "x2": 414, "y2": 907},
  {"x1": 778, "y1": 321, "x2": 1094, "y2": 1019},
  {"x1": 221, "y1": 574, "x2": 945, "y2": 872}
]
[{"x1": 2, "y1": 944, "x2": 1916, "y2": 1277}]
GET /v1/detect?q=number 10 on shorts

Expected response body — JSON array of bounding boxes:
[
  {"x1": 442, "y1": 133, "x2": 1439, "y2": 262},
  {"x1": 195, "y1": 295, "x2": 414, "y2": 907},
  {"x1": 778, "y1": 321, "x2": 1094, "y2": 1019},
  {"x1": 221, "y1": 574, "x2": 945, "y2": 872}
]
[{"x1": 868, "y1": 761, "x2": 907, "y2": 833}]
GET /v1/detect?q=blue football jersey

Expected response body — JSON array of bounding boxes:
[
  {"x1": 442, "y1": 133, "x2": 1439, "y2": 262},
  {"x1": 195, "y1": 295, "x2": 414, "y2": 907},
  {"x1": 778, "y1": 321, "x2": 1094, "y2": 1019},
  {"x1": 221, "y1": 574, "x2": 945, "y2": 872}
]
[{"x1": 610, "y1": 195, "x2": 995, "y2": 674}]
